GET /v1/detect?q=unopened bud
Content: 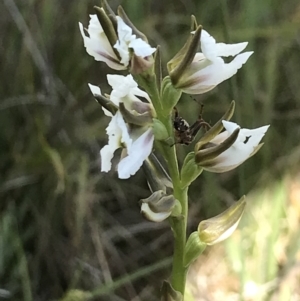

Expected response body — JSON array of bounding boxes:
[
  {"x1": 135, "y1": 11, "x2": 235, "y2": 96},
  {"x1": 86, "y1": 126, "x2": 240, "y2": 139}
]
[
  {"x1": 140, "y1": 191, "x2": 177, "y2": 222},
  {"x1": 198, "y1": 196, "x2": 246, "y2": 245},
  {"x1": 119, "y1": 103, "x2": 153, "y2": 126},
  {"x1": 143, "y1": 154, "x2": 172, "y2": 193}
]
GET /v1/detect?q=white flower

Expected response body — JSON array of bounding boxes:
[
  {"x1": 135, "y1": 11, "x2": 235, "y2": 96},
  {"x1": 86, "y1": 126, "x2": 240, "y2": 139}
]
[
  {"x1": 79, "y1": 14, "x2": 125, "y2": 70},
  {"x1": 89, "y1": 75, "x2": 155, "y2": 179},
  {"x1": 201, "y1": 121, "x2": 269, "y2": 173},
  {"x1": 176, "y1": 29, "x2": 253, "y2": 94},
  {"x1": 114, "y1": 16, "x2": 156, "y2": 67},
  {"x1": 79, "y1": 14, "x2": 155, "y2": 70}
]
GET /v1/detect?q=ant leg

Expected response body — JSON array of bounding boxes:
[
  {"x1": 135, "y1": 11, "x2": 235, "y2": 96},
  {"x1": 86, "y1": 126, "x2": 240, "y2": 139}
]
[
  {"x1": 173, "y1": 107, "x2": 179, "y2": 119},
  {"x1": 189, "y1": 119, "x2": 205, "y2": 138},
  {"x1": 189, "y1": 110, "x2": 211, "y2": 138}
]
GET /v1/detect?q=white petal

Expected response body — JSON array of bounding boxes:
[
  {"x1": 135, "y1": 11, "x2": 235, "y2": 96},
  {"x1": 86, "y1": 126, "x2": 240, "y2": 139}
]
[
  {"x1": 215, "y1": 42, "x2": 248, "y2": 57},
  {"x1": 100, "y1": 145, "x2": 115, "y2": 172},
  {"x1": 116, "y1": 111, "x2": 132, "y2": 149},
  {"x1": 107, "y1": 74, "x2": 137, "y2": 95},
  {"x1": 114, "y1": 16, "x2": 155, "y2": 65},
  {"x1": 208, "y1": 52, "x2": 253, "y2": 84},
  {"x1": 204, "y1": 122, "x2": 269, "y2": 172},
  {"x1": 209, "y1": 121, "x2": 240, "y2": 145},
  {"x1": 141, "y1": 203, "x2": 171, "y2": 222},
  {"x1": 200, "y1": 30, "x2": 218, "y2": 61},
  {"x1": 100, "y1": 114, "x2": 122, "y2": 172},
  {"x1": 221, "y1": 120, "x2": 240, "y2": 134},
  {"x1": 114, "y1": 16, "x2": 133, "y2": 65},
  {"x1": 116, "y1": 16, "x2": 134, "y2": 42},
  {"x1": 88, "y1": 83, "x2": 101, "y2": 96},
  {"x1": 183, "y1": 52, "x2": 253, "y2": 94},
  {"x1": 114, "y1": 40, "x2": 130, "y2": 66},
  {"x1": 118, "y1": 128, "x2": 154, "y2": 179},
  {"x1": 100, "y1": 112, "x2": 131, "y2": 172},
  {"x1": 108, "y1": 74, "x2": 151, "y2": 105},
  {"x1": 129, "y1": 38, "x2": 156, "y2": 57},
  {"x1": 201, "y1": 29, "x2": 249, "y2": 60}
]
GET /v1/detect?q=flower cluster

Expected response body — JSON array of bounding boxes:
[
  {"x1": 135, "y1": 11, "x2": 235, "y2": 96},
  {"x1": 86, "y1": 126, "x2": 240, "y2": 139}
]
[
  {"x1": 89, "y1": 74, "x2": 155, "y2": 179},
  {"x1": 79, "y1": 2, "x2": 269, "y2": 251},
  {"x1": 79, "y1": 5, "x2": 155, "y2": 73}
]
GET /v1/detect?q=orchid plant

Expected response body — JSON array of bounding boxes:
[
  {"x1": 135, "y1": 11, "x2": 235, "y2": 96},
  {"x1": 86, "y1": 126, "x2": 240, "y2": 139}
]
[{"x1": 79, "y1": 2, "x2": 269, "y2": 299}]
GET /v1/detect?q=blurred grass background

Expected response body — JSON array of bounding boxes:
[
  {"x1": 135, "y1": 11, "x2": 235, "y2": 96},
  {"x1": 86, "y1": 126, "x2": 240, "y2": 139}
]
[{"x1": 1, "y1": 0, "x2": 300, "y2": 300}]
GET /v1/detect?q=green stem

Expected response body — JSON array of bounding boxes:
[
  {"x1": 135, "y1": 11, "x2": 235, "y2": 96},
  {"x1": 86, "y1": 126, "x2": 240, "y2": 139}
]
[
  {"x1": 140, "y1": 73, "x2": 189, "y2": 296},
  {"x1": 160, "y1": 134, "x2": 189, "y2": 295},
  {"x1": 170, "y1": 185, "x2": 188, "y2": 294}
]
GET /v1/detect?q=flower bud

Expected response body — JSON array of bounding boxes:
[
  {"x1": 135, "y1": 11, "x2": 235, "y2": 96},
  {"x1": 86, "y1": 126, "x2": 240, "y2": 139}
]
[
  {"x1": 140, "y1": 191, "x2": 177, "y2": 222},
  {"x1": 119, "y1": 102, "x2": 153, "y2": 126},
  {"x1": 143, "y1": 154, "x2": 172, "y2": 193},
  {"x1": 184, "y1": 231, "x2": 206, "y2": 267},
  {"x1": 198, "y1": 196, "x2": 246, "y2": 245}
]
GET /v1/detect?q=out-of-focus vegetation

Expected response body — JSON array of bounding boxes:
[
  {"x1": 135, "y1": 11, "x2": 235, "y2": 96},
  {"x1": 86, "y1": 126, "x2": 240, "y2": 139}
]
[{"x1": 0, "y1": 0, "x2": 300, "y2": 300}]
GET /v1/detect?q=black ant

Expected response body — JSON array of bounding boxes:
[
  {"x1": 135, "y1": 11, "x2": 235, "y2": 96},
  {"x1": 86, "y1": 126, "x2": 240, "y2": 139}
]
[{"x1": 173, "y1": 104, "x2": 210, "y2": 145}]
